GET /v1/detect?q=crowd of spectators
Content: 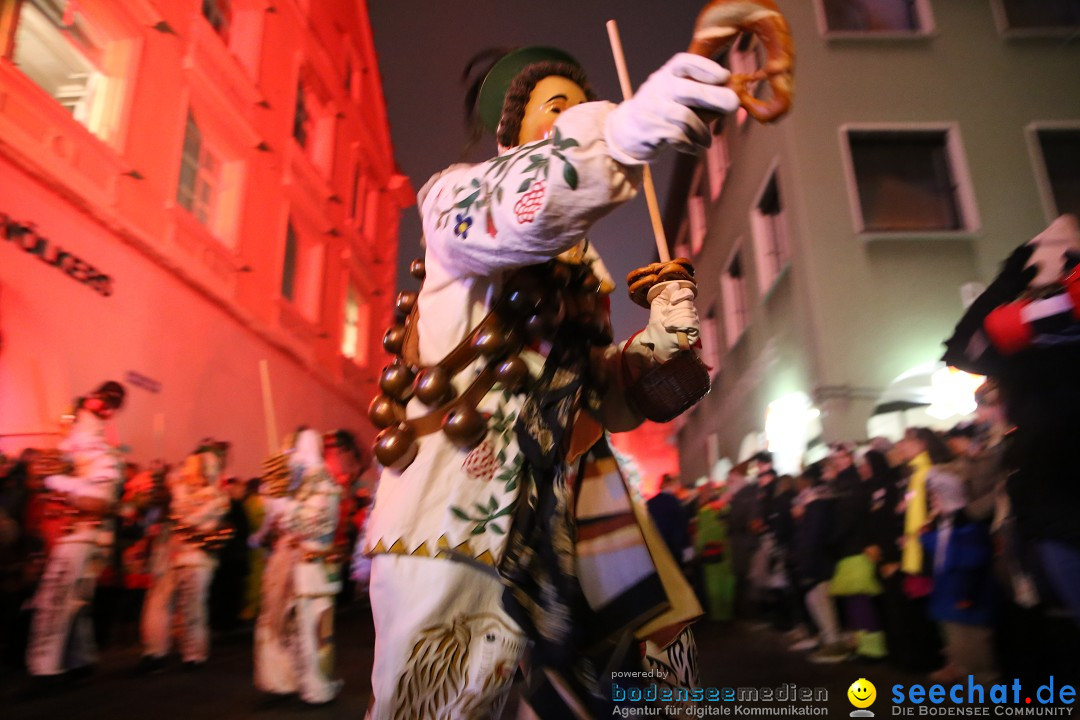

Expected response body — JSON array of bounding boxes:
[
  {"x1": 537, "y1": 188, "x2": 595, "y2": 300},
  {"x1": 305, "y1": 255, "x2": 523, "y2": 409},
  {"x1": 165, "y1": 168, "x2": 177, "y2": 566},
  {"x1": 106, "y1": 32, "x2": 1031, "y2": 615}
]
[{"x1": 650, "y1": 381, "x2": 1080, "y2": 686}]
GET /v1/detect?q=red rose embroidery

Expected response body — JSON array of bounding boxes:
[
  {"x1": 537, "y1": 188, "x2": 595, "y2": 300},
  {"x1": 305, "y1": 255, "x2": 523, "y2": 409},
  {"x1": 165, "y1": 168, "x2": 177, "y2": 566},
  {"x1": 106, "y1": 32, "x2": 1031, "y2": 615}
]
[
  {"x1": 463, "y1": 440, "x2": 498, "y2": 482},
  {"x1": 514, "y1": 180, "x2": 546, "y2": 223}
]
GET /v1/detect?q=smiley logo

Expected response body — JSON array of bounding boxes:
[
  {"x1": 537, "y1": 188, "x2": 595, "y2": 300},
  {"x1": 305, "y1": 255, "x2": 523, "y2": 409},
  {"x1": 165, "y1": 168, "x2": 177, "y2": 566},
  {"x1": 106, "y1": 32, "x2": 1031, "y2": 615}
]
[{"x1": 848, "y1": 678, "x2": 877, "y2": 711}]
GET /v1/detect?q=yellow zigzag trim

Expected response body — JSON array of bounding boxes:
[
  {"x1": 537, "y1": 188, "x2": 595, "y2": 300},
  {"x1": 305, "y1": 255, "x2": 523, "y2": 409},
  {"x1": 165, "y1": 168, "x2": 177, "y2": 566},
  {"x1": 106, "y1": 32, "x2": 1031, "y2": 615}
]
[{"x1": 367, "y1": 535, "x2": 494, "y2": 564}]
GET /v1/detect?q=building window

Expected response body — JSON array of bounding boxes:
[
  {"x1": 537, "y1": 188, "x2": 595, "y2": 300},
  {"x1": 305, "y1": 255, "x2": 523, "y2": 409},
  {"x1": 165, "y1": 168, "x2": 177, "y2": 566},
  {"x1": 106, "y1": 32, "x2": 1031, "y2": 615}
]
[
  {"x1": 721, "y1": 248, "x2": 750, "y2": 348},
  {"x1": 349, "y1": 163, "x2": 367, "y2": 226},
  {"x1": 292, "y1": 79, "x2": 309, "y2": 148},
  {"x1": 751, "y1": 169, "x2": 791, "y2": 295},
  {"x1": 1033, "y1": 128, "x2": 1080, "y2": 220},
  {"x1": 176, "y1": 112, "x2": 221, "y2": 228},
  {"x1": 994, "y1": 0, "x2": 1080, "y2": 32},
  {"x1": 688, "y1": 195, "x2": 706, "y2": 257},
  {"x1": 845, "y1": 128, "x2": 969, "y2": 233},
  {"x1": 707, "y1": 125, "x2": 730, "y2": 202},
  {"x1": 341, "y1": 283, "x2": 370, "y2": 365},
  {"x1": 817, "y1": 0, "x2": 932, "y2": 34},
  {"x1": 700, "y1": 304, "x2": 721, "y2": 378},
  {"x1": 280, "y1": 220, "x2": 324, "y2": 323},
  {"x1": 200, "y1": 0, "x2": 231, "y2": 43},
  {"x1": 6, "y1": 0, "x2": 116, "y2": 137},
  {"x1": 292, "y1": 73, "x2": 336, "y2": 179},
  {"x1": 281, "y1": 222, "x2": 299, "y2": 301}
]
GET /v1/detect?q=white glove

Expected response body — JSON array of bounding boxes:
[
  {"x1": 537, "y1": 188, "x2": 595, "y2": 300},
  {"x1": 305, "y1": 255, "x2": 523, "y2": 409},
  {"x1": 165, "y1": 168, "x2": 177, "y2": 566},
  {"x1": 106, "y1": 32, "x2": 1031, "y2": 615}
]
[
  {"x1": 605, "y1": 53, "x2": 740, "y2": 166},
  {"x1": 635, "y1": 282, "x2": 700, "y2": 364}
]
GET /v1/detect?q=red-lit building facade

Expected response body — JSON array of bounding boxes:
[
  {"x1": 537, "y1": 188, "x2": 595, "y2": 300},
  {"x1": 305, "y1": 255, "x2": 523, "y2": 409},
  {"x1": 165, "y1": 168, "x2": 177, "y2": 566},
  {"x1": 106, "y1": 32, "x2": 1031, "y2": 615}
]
[{"x1": 0, "y1": 0, "x2": 412, "y2": 475}]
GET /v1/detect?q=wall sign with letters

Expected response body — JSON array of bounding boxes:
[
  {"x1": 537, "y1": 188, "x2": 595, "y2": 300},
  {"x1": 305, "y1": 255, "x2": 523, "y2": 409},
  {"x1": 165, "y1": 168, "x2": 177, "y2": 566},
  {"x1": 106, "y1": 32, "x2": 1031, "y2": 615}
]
[{"x1": 1, "y1": 212, "x2": 114, "y2": 297}]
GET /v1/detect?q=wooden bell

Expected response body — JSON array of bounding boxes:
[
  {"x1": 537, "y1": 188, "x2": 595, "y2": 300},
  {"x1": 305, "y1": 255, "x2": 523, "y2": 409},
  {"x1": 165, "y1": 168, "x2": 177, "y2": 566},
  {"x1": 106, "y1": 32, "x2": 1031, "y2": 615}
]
[
  {"x1": 368, "y1": 395, "x2": 406, "y2": 429},
  {"x1": 494, "y1": 355, "x2": 528, "y2": 390},
  {"x1": 395, "y1": 290, "x2": 417, "y2": 316},
  {"x1": 374, "y1": 423, "x2": 418, "y2": 470},
  {"x1": 442, "y1": 406, "x2": 487, "y2": 449},
  {"x1": 379, "y1": 362, "x2": 416, "y2": 401},
  {"x1": 383, "y1": 325, "x2": 406, "y2": 355},
  {"x1": 413, "y1": 366, "x2": 455, "y2": 406}
]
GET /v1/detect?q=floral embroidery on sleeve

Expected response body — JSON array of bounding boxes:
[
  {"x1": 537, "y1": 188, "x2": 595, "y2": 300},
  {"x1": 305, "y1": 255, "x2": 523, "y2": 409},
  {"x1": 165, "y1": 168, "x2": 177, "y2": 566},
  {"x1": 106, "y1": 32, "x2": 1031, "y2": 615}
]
[
  {"x1": 453, "y1": 213, "x2": 473, "y2": 238},
  {"x1": 514, "y1": 180, "x2": 545, "y2": 224},
  {"x1": 435, "y1": 128, "x2": 581, "y2": 235}
]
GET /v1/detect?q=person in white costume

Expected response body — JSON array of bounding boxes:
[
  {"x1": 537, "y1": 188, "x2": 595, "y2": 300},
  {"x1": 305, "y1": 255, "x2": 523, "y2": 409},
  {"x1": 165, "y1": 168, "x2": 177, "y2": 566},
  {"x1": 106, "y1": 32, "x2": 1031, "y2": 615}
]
[
  {"x1": 363, "y1": 48, "x2": 738, "y2": 718},
  {"x1": 26, "y1": 381, "x2": 125, "y2": 679},
  {"x1": 139, "y1": 450, "x2": 229, "y2": 669},
  {"x1": 253, "y1": 429, "x2": 343, "y2": 705}
]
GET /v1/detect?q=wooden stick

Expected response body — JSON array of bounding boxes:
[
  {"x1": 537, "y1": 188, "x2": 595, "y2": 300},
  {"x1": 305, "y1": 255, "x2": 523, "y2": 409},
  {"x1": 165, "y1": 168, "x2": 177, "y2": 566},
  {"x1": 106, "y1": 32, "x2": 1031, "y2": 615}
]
[
  {"x1": 606, "y1": 19, "x2": 671, "y2": 264},
  {"x1": 258, "y1": 359, "x2": 279, "y2": 455}
]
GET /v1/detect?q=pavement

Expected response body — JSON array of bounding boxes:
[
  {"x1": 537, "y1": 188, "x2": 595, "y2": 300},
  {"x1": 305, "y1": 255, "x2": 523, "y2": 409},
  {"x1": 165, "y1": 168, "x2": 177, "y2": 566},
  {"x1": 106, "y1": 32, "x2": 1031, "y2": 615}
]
[{"x1": 1, "y1": 606, "x2": 1072, "y2": 719}]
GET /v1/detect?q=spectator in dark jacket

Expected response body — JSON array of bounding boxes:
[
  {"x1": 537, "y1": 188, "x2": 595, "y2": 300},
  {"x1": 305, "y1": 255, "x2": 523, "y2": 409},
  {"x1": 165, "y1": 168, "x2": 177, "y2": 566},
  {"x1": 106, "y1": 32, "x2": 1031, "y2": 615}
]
[
  {"x1": 726, "y1": 461, "x2": 760, "y2": 619},
  {"x1": 791, "y1": 462, "x2": 841, "y2": 657},
  {"x1": 821, "y1": 444, "x2": 885, "y2": 662},
  {"x1": 647, "y1": 474, "x2": 691, "y2": 566}
]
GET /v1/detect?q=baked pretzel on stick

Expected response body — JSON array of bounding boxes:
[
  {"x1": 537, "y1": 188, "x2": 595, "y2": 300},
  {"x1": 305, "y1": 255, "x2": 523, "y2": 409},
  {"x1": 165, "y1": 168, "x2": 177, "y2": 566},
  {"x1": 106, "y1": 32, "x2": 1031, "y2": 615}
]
[
  {"x1": 627, "y1": 258, "x2": 696, "y2": 308},
  {"x1": 689, "y1": 0, "x2": 794, "y2": 123}
]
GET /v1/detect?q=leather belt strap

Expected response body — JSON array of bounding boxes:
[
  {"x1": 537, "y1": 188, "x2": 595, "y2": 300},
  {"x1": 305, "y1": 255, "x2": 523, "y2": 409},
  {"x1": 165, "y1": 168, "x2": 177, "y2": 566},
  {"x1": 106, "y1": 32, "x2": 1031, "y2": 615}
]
[{"x1": 408, "y1": 367, "x2": 499, "y2": 437}]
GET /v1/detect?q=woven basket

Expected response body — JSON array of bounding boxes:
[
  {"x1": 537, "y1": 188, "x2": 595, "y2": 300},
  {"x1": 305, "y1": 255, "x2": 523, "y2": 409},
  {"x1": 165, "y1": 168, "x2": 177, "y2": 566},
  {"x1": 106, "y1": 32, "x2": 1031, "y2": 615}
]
[{"x1": 629, "y1": 350, "x2": 711, "y2": 423}]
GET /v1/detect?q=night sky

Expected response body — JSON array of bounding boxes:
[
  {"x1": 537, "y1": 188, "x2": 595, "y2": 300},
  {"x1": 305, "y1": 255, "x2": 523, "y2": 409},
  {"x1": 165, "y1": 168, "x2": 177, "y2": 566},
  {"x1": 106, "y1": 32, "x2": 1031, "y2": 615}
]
[{"x1": 368, "y1": 0, "x2": 714, "y2": 334}]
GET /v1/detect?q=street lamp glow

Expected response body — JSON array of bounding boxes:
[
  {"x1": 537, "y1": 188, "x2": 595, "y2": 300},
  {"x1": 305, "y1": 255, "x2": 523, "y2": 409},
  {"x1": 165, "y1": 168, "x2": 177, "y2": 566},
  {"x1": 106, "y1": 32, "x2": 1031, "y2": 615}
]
[{"x1": 926, "y1": 366, "x2": 984, "y2": 420}]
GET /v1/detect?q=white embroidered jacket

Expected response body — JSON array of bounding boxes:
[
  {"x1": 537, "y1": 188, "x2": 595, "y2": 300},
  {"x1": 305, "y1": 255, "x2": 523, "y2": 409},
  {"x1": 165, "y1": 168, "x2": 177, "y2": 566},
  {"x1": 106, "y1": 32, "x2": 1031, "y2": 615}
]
[{"x1": 365, "y1": 101, "x2": 648, "y2": 566}]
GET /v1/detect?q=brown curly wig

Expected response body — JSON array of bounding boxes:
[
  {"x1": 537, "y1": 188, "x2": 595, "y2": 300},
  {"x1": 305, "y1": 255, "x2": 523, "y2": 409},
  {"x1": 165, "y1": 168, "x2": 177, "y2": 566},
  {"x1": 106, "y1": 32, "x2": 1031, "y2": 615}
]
[{"x1": 496, "y1": 61, "x2": 596, "y2": 149}]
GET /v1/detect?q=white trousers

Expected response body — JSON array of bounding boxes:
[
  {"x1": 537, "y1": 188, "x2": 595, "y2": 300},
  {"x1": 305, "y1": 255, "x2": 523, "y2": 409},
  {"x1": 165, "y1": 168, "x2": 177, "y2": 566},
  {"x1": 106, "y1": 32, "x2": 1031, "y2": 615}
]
[
  {"x1": 367, "y1": 554, "x2": 527, "y2": 720},
  {"x1": 805, "y1": 581, "x2": 841, "y2": 645},
  {"x1": 254, "y1": 548, "x2": 342, "y2": 704},
  {"x1": 141, "y1": 562, "x2": 213, "y2": 662},
  {"x1": 27, "y1": 539, "x2": 101, "y2": 676}
]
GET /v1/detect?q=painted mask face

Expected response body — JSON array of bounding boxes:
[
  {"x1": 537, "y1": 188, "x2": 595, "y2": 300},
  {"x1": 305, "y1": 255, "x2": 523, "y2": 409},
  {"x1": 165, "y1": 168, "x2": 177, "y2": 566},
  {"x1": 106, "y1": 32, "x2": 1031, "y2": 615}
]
[{"x1": 517, "y1": 75, "x2": 588, "y2": 146}]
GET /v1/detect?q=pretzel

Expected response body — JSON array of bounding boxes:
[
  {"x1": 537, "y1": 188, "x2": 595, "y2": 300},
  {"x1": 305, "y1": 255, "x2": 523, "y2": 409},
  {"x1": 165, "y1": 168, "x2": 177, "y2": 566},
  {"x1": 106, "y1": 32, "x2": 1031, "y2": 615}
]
[
  {"x1": 689, "y1": 0, "x2": 794, "y2": 123},
  {"x1": 627, "y1": 258, "x2": 696, "y2": 308}
]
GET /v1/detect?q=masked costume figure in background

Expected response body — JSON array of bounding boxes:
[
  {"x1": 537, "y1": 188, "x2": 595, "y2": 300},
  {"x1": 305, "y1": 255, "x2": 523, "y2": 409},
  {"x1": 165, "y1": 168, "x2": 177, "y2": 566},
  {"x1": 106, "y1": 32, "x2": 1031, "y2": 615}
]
[
  {"x1": 139, "y1": 450, "x2": 229, "y2": 669},
  {"x1": 363, "y1": 46, "x2": 740, "y2": 718},
  {"x1": 254, "y1": 428, "x2": 343, "y2": 705},
  {"x1": 943, "y1": 215, "x2": 1080, "y2": 628},
  {"x1": 26, "y1": 381, "x2": 125, "y2": 678}
]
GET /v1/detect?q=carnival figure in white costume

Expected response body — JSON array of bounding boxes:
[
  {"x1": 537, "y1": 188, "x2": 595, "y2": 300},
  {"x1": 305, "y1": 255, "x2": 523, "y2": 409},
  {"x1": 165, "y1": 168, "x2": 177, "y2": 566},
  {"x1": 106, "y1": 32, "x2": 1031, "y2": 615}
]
[
  {"x1": 254, "y1": 429, "x2": 343, "y2": 705},
  {"x1": 361, "y1": 41, "x2": 752, "y2": 717},
  {"x1": 26, "y1": 381, "x2": 125, "y2": 678},
  {"x1": 139, "y1": 450, "x2": 229, "y2": 668}
]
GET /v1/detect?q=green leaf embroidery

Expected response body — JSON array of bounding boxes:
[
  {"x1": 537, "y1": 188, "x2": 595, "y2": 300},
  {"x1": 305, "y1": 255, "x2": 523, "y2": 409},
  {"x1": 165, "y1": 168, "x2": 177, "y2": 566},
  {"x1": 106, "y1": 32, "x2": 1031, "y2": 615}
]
[
  {"x1": 490, "y1": 524, "x2": 505, "y2": 535},
  {"x1": 517, "y1": 179, "x2": 532, "y2": 193},
  {"x1": 450, "y1": 506, "x2": 470, "y2": 521},
  {"x1": 471, "y1": 524, "x2": 487, "y2": 536},
  {"x1": 563, "y1": 163, "x2": 579, "y2": 190},
  {"x1": 455, "y1": 189, "x2": 480, "y2": 209}
]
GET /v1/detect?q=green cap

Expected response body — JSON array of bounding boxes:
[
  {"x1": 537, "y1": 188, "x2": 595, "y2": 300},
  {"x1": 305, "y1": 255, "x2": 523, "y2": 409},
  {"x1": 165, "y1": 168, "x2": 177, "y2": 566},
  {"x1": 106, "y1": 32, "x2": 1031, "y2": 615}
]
[{"x1": 477, "y1": 46, "x2": 583, "y2": 135}]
